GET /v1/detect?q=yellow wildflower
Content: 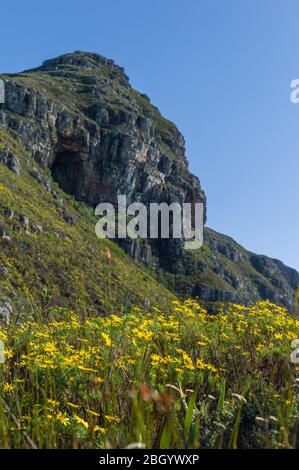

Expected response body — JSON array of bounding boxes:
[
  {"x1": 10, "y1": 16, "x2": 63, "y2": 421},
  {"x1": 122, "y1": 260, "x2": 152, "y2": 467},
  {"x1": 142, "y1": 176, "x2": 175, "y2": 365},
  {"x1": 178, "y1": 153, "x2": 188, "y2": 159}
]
[
  {"x1": 101, "y1": 332, "x2": 112, "y2": 347},
  {"x1": 105, "y1": 415, "x2": 121, "y2": 423},
  {"x1": 3, "y1": 383, "x2": 15, "y2": 393},
  {"x1": 93, "y1": 425, "x2": 106, "y2": 433},
  {"x1": 73, "y1": 415, "x2": 89, "y2": 428}
]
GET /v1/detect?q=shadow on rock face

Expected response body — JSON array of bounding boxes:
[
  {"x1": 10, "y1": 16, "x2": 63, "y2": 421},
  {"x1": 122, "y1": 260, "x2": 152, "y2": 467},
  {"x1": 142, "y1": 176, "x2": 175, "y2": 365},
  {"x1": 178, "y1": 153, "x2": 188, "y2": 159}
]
[{"x1": 51, "y1": 150, "x2": 87, "y2": 200}]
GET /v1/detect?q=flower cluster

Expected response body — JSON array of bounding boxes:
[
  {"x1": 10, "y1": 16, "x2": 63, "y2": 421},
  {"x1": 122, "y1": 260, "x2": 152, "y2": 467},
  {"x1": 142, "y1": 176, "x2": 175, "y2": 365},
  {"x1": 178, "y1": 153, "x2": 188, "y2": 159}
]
[{"x1": 0, "y1": 300, "x2": 298, "y2": 448}]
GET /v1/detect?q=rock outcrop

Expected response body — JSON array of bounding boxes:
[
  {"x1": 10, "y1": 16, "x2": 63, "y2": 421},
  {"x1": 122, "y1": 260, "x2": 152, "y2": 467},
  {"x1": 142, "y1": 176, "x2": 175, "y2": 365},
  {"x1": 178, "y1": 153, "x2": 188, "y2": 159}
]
[{"x1": 0, "y1": 51, "x2": 297, "y2": 310}]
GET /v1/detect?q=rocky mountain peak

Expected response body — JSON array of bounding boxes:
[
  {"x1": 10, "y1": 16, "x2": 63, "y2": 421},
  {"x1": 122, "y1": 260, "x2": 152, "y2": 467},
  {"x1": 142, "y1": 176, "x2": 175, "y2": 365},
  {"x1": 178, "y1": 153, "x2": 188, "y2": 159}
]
[
  {"x1": 25, "y1": 51, "x2": 130, "y2": 86},
  {"x1": 0, "y1": 53, "x2": 298, "y2": 311}
]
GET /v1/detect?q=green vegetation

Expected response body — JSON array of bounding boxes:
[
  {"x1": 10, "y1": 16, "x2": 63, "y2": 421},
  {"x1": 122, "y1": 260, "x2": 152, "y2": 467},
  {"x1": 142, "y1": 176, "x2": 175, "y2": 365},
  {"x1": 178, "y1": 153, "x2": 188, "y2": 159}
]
[
  {"x1": 1, "y1": 54, "x2": 298, "y2": 451},
  {"x1": 0, "y1": 299, "x2": 298, "y2": 448},
  {"x1": 131, "y1": 90, "x2": 181, "y2": 155},
  {"x1": 0, "y1": 126, "x2": 176, "y2": 317}
]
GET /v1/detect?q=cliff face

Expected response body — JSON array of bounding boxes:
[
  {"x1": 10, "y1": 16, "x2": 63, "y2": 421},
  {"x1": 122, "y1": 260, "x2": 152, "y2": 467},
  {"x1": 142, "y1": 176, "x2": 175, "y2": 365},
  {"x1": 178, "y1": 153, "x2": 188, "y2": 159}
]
[
  {"x1": 0, "y1": 124, "x2": 177, "y2": 320},
  {"x1": 2, "y1": 52, "x2": 205, "y2": 210},
  {"x1": 0, "y1": 51, "x2": 297, "y2": 311}
]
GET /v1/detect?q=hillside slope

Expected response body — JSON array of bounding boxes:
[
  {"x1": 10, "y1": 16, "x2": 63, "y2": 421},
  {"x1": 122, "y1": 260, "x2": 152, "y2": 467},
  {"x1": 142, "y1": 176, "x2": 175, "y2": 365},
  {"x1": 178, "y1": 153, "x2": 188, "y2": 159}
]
[
  {"x1": 0, "y1": 51, "x2": 298, "y2": 311},
  {"x1": 0, "y1": 126, "x2": 176, "y2": 319}
]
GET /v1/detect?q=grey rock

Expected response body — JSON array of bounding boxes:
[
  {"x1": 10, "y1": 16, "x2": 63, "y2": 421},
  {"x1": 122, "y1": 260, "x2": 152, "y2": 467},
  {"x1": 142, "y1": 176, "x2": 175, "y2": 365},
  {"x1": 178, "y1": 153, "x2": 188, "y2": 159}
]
[
  {"x1": 0, "y1": 224, "x2": 6, "y2": 237},
  {"x1": 0, "y1": 263, "x2": 9, "y2": 277},
  {"x1": 62, "y1": 210, "x2": 78, "y2": 225},
  {"x1": 19, "y1": 214, "x2": 29, "y2": 227},
  {"x1": 31, "y1": 223, "x2": 43, "y2": 234},
  {"x1": 0, "y1": 224, "x2": 10, "y2": 241},
  {"x1": 0, "y1": 149, "x2": 21, "y2": 175},
  {"x1": 3, "y1": 207, "x2": 14, "y2": 219},
  {"x1": 0, "y1": 302, "x2": 12, "y2": 324}
]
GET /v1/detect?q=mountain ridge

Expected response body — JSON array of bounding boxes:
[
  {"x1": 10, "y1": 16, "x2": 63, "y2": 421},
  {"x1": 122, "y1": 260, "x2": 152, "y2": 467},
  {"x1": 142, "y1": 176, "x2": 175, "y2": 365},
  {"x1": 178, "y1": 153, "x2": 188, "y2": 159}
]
[{"x1": 0, "y1": 50, "x2": 297, "y2": 312}]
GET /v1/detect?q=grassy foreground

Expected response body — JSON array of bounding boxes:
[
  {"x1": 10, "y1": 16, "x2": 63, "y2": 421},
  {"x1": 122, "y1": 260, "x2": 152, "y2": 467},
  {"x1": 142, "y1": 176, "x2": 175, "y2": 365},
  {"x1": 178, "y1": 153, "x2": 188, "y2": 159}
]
[{"x1": 0, "y1": 299, "x2": 298, "y2": 449}]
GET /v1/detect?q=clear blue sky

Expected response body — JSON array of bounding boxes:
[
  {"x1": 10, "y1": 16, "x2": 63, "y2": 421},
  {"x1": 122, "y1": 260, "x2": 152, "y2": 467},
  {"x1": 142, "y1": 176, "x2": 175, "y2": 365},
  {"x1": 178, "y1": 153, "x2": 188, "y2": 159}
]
[{"x1": 1, "y1": 0, "x2": 299, "y2": 270}]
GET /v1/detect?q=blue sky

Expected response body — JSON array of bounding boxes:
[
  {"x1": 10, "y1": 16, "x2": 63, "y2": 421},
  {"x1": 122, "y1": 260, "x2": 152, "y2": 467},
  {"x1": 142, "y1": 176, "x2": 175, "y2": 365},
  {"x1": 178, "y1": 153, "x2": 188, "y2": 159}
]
[{"x1": 1, "y1": 0, "x2": 299, "y2": 270}]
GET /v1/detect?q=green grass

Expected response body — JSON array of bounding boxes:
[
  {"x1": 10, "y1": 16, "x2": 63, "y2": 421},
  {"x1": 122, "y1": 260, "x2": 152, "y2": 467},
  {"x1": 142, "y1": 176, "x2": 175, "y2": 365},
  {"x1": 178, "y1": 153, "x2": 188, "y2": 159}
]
[
  {"x1": 0, "y1": 299, "x2": 298, "y2": 449},
  {"x1": 0, "y1": 125, "x2": 176, "y2": 318}
]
